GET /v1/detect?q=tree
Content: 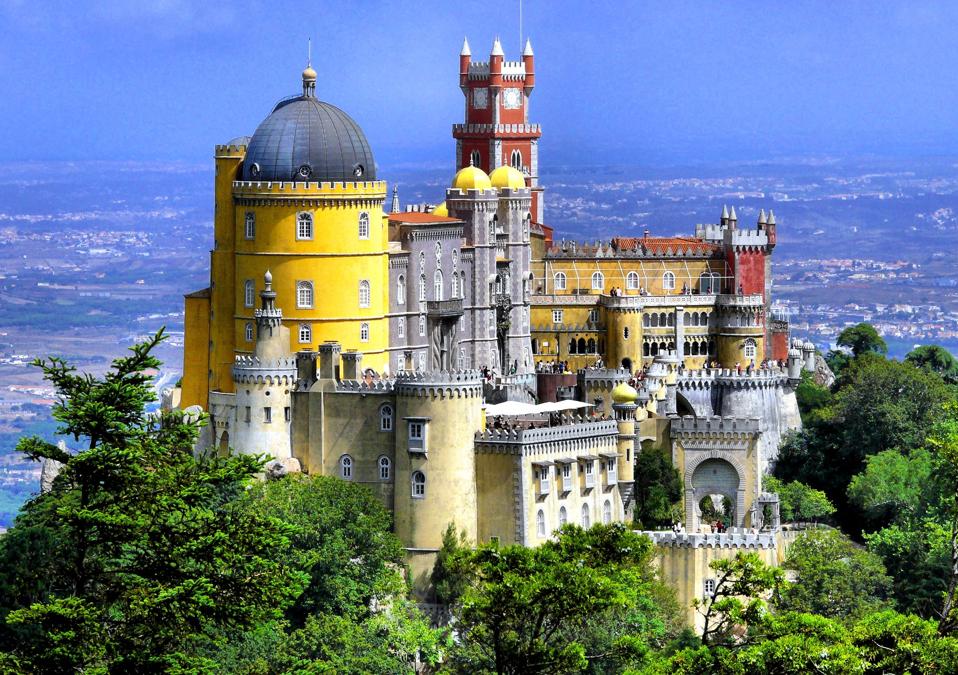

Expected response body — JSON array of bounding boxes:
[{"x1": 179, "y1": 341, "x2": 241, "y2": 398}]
[
  {"x1": 794, "y1": 371, "x2": 832, "y2": 420},
  {"x1": 763, "y1": 476, "x2": 835, "y2": 523},
  {"x1": 693, "y1": 552, "x2": 785, "y2": 648},
  {"x1": 907, "y1": 344, "x2": 958, "y2": 384},
  {"x1": 431, "y1": 523, "x2": 471, "y2": 608},
  {"x1": 447, "y1": 523, "x2": 677, "y2": 674},
  {"x1": 836, "y1": 322, "x2": 887, "y2": 358},
  {"x1": 632, "y1": 450, "x2": 682, "y2": 529},
  {"x1": 777, "y1": 530, "x2": 892, "y2": 621},
  {"x1": 926, "y1": 403, "x2": 958, "y2": 634},
  {"x1": 0, "y1": 331, "x2": 308, "y2": 671},
  {"x1": 847, "y1": 448, "x2": 934, "y2": 526}
]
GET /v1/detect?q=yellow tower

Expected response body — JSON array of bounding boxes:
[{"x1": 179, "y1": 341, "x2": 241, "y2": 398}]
[{"x1": 185, "y1": 65, "x2": 390, "y2": 404}]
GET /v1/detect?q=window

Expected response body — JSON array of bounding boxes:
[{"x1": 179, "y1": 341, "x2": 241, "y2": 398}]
[
  {"x1": 380, "y1": 404, "x2": 393, "y2": 431},
  {"x1": 298, "y1": 323, "x2": 311, "y2": 344},
  {"x1": 359, "y1": 280, "x2": 370, "y2": 308},
  {"x1": 470, "y1": 149, "x2": 481, "y2": 167},
  {"x1": 434, "y1": 270, "x2": 443, "y2": 300},
  {"x1": 408, "y1": 420, "x2": 426, "y2": 453},
  {"x1": 244, "y1": 280, "x2": 255, "y2": 308},
  {"x1": 397, "y1": 317, "x2": 405, "y2": 338},
  {"x1": 411, "y1": 471, "x2": 426, "y2": 498},
  {"x1": 452, "y1": 249, "x2": 459, "y2": 270},
  {"x1": 562, "y1": 463, "x2": 573, "y2": 492},
  {"x1": 297, "y1": 212, "x2": 313, "y2": 240},
  {"x1": 581, "y1": 504, "x2": 591, "y2": 528},
  {"x1": 297, "y1": 281, "x2": 314, "y2": 309},
  {"x1": 360, "y1": 322, "x2": 369, "y2": 342},
  {"x1": 584, "y1": 460, "x2": 595, "y2": 488},
  {"x1": 459, "y1": 348, "x2": 466, "y2": 369},
  {"x1": 244, "y1": 211, "x2": 255, "y2": 239},
  {"x1": 591, "y1": 271, "x2": 604, "y2": 291},
  {"x1": 244, "y1": 406, "x2": 251, "y2": 423},
  {"x1": 603, "y1": 500, "x2": 612, "y2": 524},
  {"x1": 340, "y1": 455, "x2": 353, "y2": 480},
  {"x1": 451, "y1": 273, "x2": 460, "y2": 299},
  {"x1": 552, "y1": 309, "x2": 563, "y2": 324},
  {"x1": 536, "y1": 509, "x2": 546, "y2": 537},
  {"x1": 554, "y1": 272, "x2": 567, "y2": 291},
  {"x1": 358, "y1": 211, "x2": 369, "y2": 239},
  {"x1": 663, "y1": 271, "x2": 676, "y2": 291},
  {"x1": 589, "y1": 309, "x2": 598, "y2": 323},
  {"x1": 417, "y1": 352, "x2": 425, "y2": 370},
  {"x1": 511, "y1": 149, "x2": 523, "y2": 171},
  {"x1": 743, "y1": 338, "x2": 757, "y2": 360},
  {"x1": 624, "y1": 327, "x2": 630, "y2": 339},
  {"x1": 419, "y1": 274, "x2": 427, "y2": 302},
  {"x1": 264, "y1": 407, "x2": 272, "y2": 423},
  {"x1": 245, "y1": 322, "x2": 254, "y2": 342},
  {"x1": 626, "y1": 271, "x2": 639, "y2": 290},
  {"x1": 397, "y1": 275, "x2": 406, "y2": 305},
  {"x1": 284, "y1": 406, "x2": 291, "y2": 422},
  {"x1": 378, "y1": 456, "x2": 391, "y2": 480},
  {"x1": 558, "y1": 506, "x2": 568, "y2": 527},
  {"x1": 700, "y1": 272, "x2": 720, "y2": 294},
  {"x1": 419, "y1": 315, "x2": 426, "y2": 336},
  {"x1": 538, "y1": 466, "x2": 551, "y2": 495},
  {"x1": 703, "y1": 578, "x2": 717, "y2": 598}
]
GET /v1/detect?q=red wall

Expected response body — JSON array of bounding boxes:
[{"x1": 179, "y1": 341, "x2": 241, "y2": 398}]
[
  {"x1": 735, "y1": 249, "x2": 766, "y2": 297},
  {"x1": 770, "y1": 328, "x2": 789, "y2": 362}
]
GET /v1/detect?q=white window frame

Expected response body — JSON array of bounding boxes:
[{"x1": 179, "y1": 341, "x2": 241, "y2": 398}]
[
  {"x1": 379, "y1": 456, "x2": 391, "y2": 480},
  {"x1": 607, "y1": 458, "x2": 617, "y2": 486},
  {"x1": 538, "y1": 466, "x2": 551, "y2": 496},
  {"x1": 298, "y1": 323, "x2": 311, "y2": 344},
  {"x1": 558, "y1": 506, "x2": 568, "y2": 527},
  {"x1": 511, "y1": 149, "x2": 523, "y2": 171},
  {"x1": 358, "y1": 211, "x2": 370, "y2": 240},
  {"x1": 419, "y1": 274, "x2": 427, "y2": 302},
  {"x1": 380, "y1": 404, "x2": 393, "y2": 431},
  {"x1": 264, "y1": 406, "x2": 272, "y2": 423},
  {"x1": 397, "y1": 274, "x2": 406, "y2": 305},
  {"x1": 434, "y1": 270, "x2": 443, "y2": 301},
  {"x1": 360, "y1": 322, "x2": 369, "y2": 342},
  {"x1": 703, "y1": 578, "x2": 717, "y2": 598},
  {"x1": 581, "y1": 503, "x2": 591, "y2": 528},
  {"x1": 244, "y1": 211, "x2": 255, "y2": 240},
  {"x1": 562, "y1": 463, "x2": 573, "y2": 492},
  {"x1": 554, "y1": 272, "x2": 567, "y2": 291},
  {"x1": 359, "y1": 280, "x2": 370, "y2": 308},
  {"x1": 397, "y1": 317, "x2": 405, "y2": 338},
  {"x1": 584, "y1": 460, "x2": 595, "y2": 489},
  {"x1": 297, "y1": 212, "x2": 313, "y2": 240},
  {"x1": 552, "y1": 309, "x2": 563, "y2": 324},
  {"x1": 296, "y1": 281, "x2": 314, "y2": 309},
  {"x1": 536, "y1": 509, "x2": 546, "y2": 537},
  {"x1": 743, "y1": 338, "x2": 757, "y2": 360},
  {"x1": 411, "y1": 471, "x2": 426, "y2": 498},
  {"x1": 591, "y1": 271, "x2": 604, "y2": 291},
  {"x1": 408, "y1": 419, "x2": 427, "y2": 453},
  {"x1": 340, "y1": 454, "x2": 353, "y2": 480},
  {"x1": 626, "y1": 271, "x2": 639, "y2": 290},
  {"x1": 244, "y1": 280, "x2": 255, "y2": 308},
  {"x1": 663, "y1": 271, "x2": 676, "y2": 291},
  {"x1": 245, "y1": 322, "x2": 254, "y2": 342},
  {"x1": 419, "y1": 315, "x2": 426, "y2": 337},
  {"x1": 603, "y1": 500, "x2": 612, "y2": 524}
]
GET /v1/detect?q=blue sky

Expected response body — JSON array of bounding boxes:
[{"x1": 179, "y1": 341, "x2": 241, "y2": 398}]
[{"x1": 2, "y1": 1, "x2": 957, "y2": 168}]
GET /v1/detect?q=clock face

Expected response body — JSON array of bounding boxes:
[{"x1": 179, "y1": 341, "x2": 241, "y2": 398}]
[
  {"x1": 503, "y1": 88, "x2": 522, "y2": 109},
  {"x1": 473, "y1": 87, "x2": 488, "y2": 109}
]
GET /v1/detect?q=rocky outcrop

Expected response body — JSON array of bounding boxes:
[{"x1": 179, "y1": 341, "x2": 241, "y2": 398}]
[{"x1": 813, "y1": 354, "x2": 835, "y2": 389}]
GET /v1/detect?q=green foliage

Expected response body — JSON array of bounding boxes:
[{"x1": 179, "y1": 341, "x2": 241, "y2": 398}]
[
  {"x1": 446, "y1": 523, "x2": 678, "y2": 674},
  {"x1": 848, "y1": 448, "x2": 934, "y2": 525},
  {"x1": 907, "y1": 344, "x2": 958, "y2": 383},
  {"x1": 431, "y1": 523, "x2": 471, "y2": 607},
  {"x1": 837, "y1": 322, "x2": 887, "y2": 358},
  {"x1": 763, "y1": 476, "x2": 835, "y2": 523},
  {"x1": 632, "y1": 450, "x2": 682, "y2": 530},
  {"x1": 777, "y1": 530, "x2": 892, "y2": 621},
  {"x1": 794, "y1": 371, "x2": 832, "y2": 419}
]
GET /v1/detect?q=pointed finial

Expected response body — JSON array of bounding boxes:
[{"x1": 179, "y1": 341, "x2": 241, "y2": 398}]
[
  {"x1": 721, "y1": 204, "x2": 729, "y2": 220},
  {"x1": 264, "y1": 269, "x2": 273, "y2": 288},
  {"x1": 307, "y1": 38, "x2": 312, "y2": 67},
  {"x1": 523, "y1": 38, "x2": 534, "y2": 56},
  {"x1": 461, "y1": 36, "x2": 471, "y2": 56},
  {"x1": 469, "y1": 155, "x2": 474, "y2": 167},
  {"x1": 767, "y1": 210, "x2": 776, "y2": 225},
  {"x1": 729, "y1": 206, "x2": 738, "y2": 221},
  {"x1": 302, "y1": 39, "x2": 317, "y2": 97},
  {"x1": 390, "y1": 185, "x2": 400, "y2": 213},
  {"x1": 757, "y1": 209, "x2": 767, "y2": 225},
  {"x1": 491, "y1": 36, "x2": 504, "y2": 56}
]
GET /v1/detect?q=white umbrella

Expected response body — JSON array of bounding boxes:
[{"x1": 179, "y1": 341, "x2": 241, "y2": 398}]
[
  {"x1": 484, "y1": 401, "x2": 538, "y2": 416},
  {"x1": 534, "y1": 400, "x2": 594, "y2": 413}
]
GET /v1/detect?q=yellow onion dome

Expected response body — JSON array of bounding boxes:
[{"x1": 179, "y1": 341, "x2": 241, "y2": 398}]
[
  {"x1": 489, "y1": 165, "x2": 526, "y2": 190},
  {"x1": 452, "y1": 165, "x2": 492, "y2": 191},
  {"x1": 611, "y1": 382, "x2": 639, "y2": 404},
  {"x1": 432, "y1": 201, "x2": 449, "y2": 217},
  {"x1": 302, "y1": 65, "x2": 317, "y2": 82}
]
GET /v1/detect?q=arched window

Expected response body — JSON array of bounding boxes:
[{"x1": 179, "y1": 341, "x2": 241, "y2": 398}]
[
  {"x1": 626, "y1": 271, "x2": 639, "y2": 290},
  {"x1": 298, "y1": 323, "x2": 311, "y2": 344},
  {"x1": 743, "y1": 338, "x2": 757, "y2": 360},
  {"x1": 667, "y1": 313, "x2": 675, "y2": 327},
  {"x1": 470, "y1": 149, "x2": 481, "y2": 167},
  {"x1": 358, "y1": 211, "x2": 370, "y2": 239},
  {"x1": 581, "y1": 503, "x2": 591, "y2": 528},
  {"x1": 495, "y1": 274, "x2": 503, "y2": 295},
  {"x1": 378, "y1": 456, "x2": 391, "y2": 480},
  {"x1": 511, "y1": 149, "x2": 523, "y2": 171},
  {"x1": 380, "y1": 404, "x2": 393, "y2": 431},
  {"x1": 663, "y1": 271, "x2": 676, "y2": 291},
  {"x1": 587, "y1": 338, "x2": 596, "y2": 353},
  {"x1": 419, "y1": 274, "x2": 426, "y2": 302},
  {"x1": 419, "y1": 250, "x2": 426, "y2": 272},
  {"x1": 339, "y1": 455, "x2": 353, "y2": 480},
  {"x1": 659, "y1": 312, "x2": 668, "y2": 326},
  {"x1": 419, "y1": 315, "x2": 426, "y2": 336},
  {"x1": 700, "y1": 272, "x2": 720, "y2": 294},
  {"x1": 558, "y1": 506, "x2": 568, "y2": 527},
  {"x1": 397, "y1": 275, "x2": 406, "y2": 305},
  {"x1": 603, "y1": 500, "x2": 612, "y2": 524},
  {"x1": 650, "y1": 313, "x2": 658, "y2": 328},
  {"x1": 245, "y1": 322, "x2": 254, "y2": 342},
  {"x1": 452, "y1": 249, "x2": 459, "y2": 270},
  {"x1": 569, "y1": 338, "x2": 577, "y2": 355},
  {"x1": 536, "y1": 509, "x2": 546, "y2": 537},
  {"x1": 360, "y1": 322, "x2": 369, "y2": 342},
  {"x1": 397, "y1": 317, "x2": 405, "y2": 338},
  {"x1": 451, "y1": 273, "x2": 459, "y2": 299},
  {"x1": 577, "y1": 337, "x2": 586, "y2": 354},
  {"x1": 643, "y1": 343, "x2": 650, "y2": 357},
  {"x1": 244, "y1": 211, "x2": 255, "y2": 239},
  {"x1": 650, "y1": 342, "x2": 659, "y2": 356},
  {"x1": 591, "y1": 271, "x2": 604, "y2": 291},
  {"x1": 700, "y1": 312, "x2": 708, "y2": 326},
  {"x1": 624, "y1": 326, "x2": 630, "y2": 339},
  {"x1": 297, "y1": 212, "x2": 313, "y2": 240},
  {"x1": 685, "y1": 311, "x2": 692, "y2": 326},
  {"x1": 434, "y1": 270, "x2": 443, "y2": 300},
  {"x1": 459, "y1": 347, "x2": 465, "y2": 369},
  {"x1": 531, "y1": 337, "x2": 538, "y2": 354},
  {"x1": 691, "y1": 341, "x2": 699, "y2": 356},
  {"x1": 359, "y1": 280, "x2": 370, "y2": 308},
  {"x1": 244, "y1": 279, "x2": 255, "y2": 308},
  {"x1": 554, "y1": 272, "x2": 567, "y2": 291},
  {"x1": 411, "y1": 471, "x2": 426, "y2": 498},
  {"x1": 296, "y1": 281, "x2": 313, "y2": 308}
]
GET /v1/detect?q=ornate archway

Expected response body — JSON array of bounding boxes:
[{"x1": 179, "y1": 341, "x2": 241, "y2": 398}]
[{"x1": 684, "y1": 454, "x2": 746, "y2": 530}]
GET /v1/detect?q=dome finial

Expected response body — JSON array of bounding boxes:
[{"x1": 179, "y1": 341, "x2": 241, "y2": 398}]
[{"x1": 302, "y1": 38, "x2": 317, "y2": 97}]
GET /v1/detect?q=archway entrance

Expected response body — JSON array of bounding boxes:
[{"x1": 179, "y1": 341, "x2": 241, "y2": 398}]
[
  {"x1": 621, "y1": 357, "x2": 633, "y2": 372},
  {"x1": 688, "y1": 458, "x2": 741, "y2": 531}
]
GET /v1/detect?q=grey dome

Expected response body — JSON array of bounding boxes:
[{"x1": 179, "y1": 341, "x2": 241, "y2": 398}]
[{"x1": 242, "y1": 96, "x2": 376, "y2": 183}]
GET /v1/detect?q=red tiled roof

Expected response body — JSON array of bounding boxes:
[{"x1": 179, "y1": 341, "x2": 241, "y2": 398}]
[
  {"x1": 388, "y1": 212, "x2": 461, "y2": 224},
  {"x1": 612, "y1": 236, "x2": 718, "y2": 254}
]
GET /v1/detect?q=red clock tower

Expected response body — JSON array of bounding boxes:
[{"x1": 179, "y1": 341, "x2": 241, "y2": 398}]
[{"x1": 454, "y1": 37, "x2": 545, "y2": 225}]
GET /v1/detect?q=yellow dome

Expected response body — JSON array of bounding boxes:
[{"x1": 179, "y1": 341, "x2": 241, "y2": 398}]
[
  {"x1": 452, "y1": 165, "x2": 492, "y2": 191},
  {"x1": 489, "y1": 165, "x2": 526, "y2": 190},
  {"x1": 302, "y1": 66, "x2": 317, "y2": 81},
  {"x1": 432, "y1": 201, "x2": 449, "y2": 217},
  {"x1": 611, "y1": 382, "x2": 639, "y2": 404}
]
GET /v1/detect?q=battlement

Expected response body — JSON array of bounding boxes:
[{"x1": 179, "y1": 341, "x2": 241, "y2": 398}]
[
  {"x1": 232, "y1": 354, "x2": 297, "y2": 385},
  {"x1": 545, "y1": 240, "x2": 719, "y2": 259},
  {"x1": 335, "y1": 379, "x2": 396, "y2": 394},
  {"x1": 677, "y1": 367, "x2": 790, "y2": 389},
  {"x1": 452, "y1": 123, "x2": 541, "y2": 136},
  {"x1": 231, "y1": 180, "x2": 387, "y2": 198},
  {"x1": 728, "y1": 229, "x2": 770, "y2": 248},
  {"x1": 475, "y1": 418, "x2": 617, "y2": 447},
  {"x1": 642, "y1": 530, "x2": 778, "y2": 549},
  {"x1": 394, "y1": 369, "x2": 484, "y2": 398},
  {"x1": 465, "y1": 61, "x2": 527, "y2": 80},
  {"x1": 214, "y1": 143, "x2": 248, "y2": 155},
  {"x1": 671, "y1": 415, "x2": 761, "y2": 435},
  {"x1": 445, "y1": 187, "x2": 500, "y2": 200}
]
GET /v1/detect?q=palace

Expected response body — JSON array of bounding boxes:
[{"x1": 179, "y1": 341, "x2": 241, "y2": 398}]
[{"x1": 173, "y1": 37, "x2": 809, "y2": 628}]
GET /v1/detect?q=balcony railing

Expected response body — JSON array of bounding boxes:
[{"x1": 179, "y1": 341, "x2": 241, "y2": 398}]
[{"x1": 426, "y1": 299, "x2": 463, "y2": 318}]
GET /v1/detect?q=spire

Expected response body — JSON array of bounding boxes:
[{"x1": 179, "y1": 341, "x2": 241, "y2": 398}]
[
  {"x1": 757, "y1": 208, "x2": 767, "y2": 225},
  {"x1": 461, "y1": 36, "x2": 471, "y2": 56},
  {"x1": 260, "y1": 270, "x2": 277, "y2": 314},
  {"x1": 523, "y1": 38, "x2": 534, "y2": 56},
  {"x1": 491, "y1": 36, "x2": 504, "y2": 56},
  {"x1": 721, "y1": 204, "x2": 729, "y2": 222},
  {"x1": 767, "y1": 210, "x2": 776, "y2": 225},
  {"x1": 729, "y1": 206, "x2": 738, "y2": 222},
  {"x1": 391, "y1": 185, "x2": 400, "y2": 213},
  {"x1": 302, "y1": 39, "x2": 317, "y2": 98}
]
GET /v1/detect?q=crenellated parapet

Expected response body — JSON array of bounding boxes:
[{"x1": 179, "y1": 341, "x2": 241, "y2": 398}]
[
  {"x1": 335, "y1": 379, "x2": 396, "y2": 394},
  {"x1": 232, "y1": 355, "x2": 297, "y2": 385},
  {"x1": 475, "y1": 418, "x2": 618, "y2": 453},
  {"x1": 672, "y1": 415, "x2": 761, "y2": 437},
  {"x1": 642, "y1": 530, "x2": 778, "y2": 549},
  {"x1": 677, "y1": 368, "x2": 791, "y2": 391},
  {"x1": 394, "y1": 369, "x2": 484, "y2": 398}
]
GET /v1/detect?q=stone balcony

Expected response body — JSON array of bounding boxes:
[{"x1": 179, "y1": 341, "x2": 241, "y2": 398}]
[{"x1": 426, "y1": 298, "x2": 463, "y2": 318}]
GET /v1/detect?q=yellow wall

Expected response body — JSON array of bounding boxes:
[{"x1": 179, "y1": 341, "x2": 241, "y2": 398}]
[
  {"x1": 180, "y1": 292, "x2": 211, "y2": 409},
  {"x1": 476, "y1": 453, "x2": 519, "y2": 543}
]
